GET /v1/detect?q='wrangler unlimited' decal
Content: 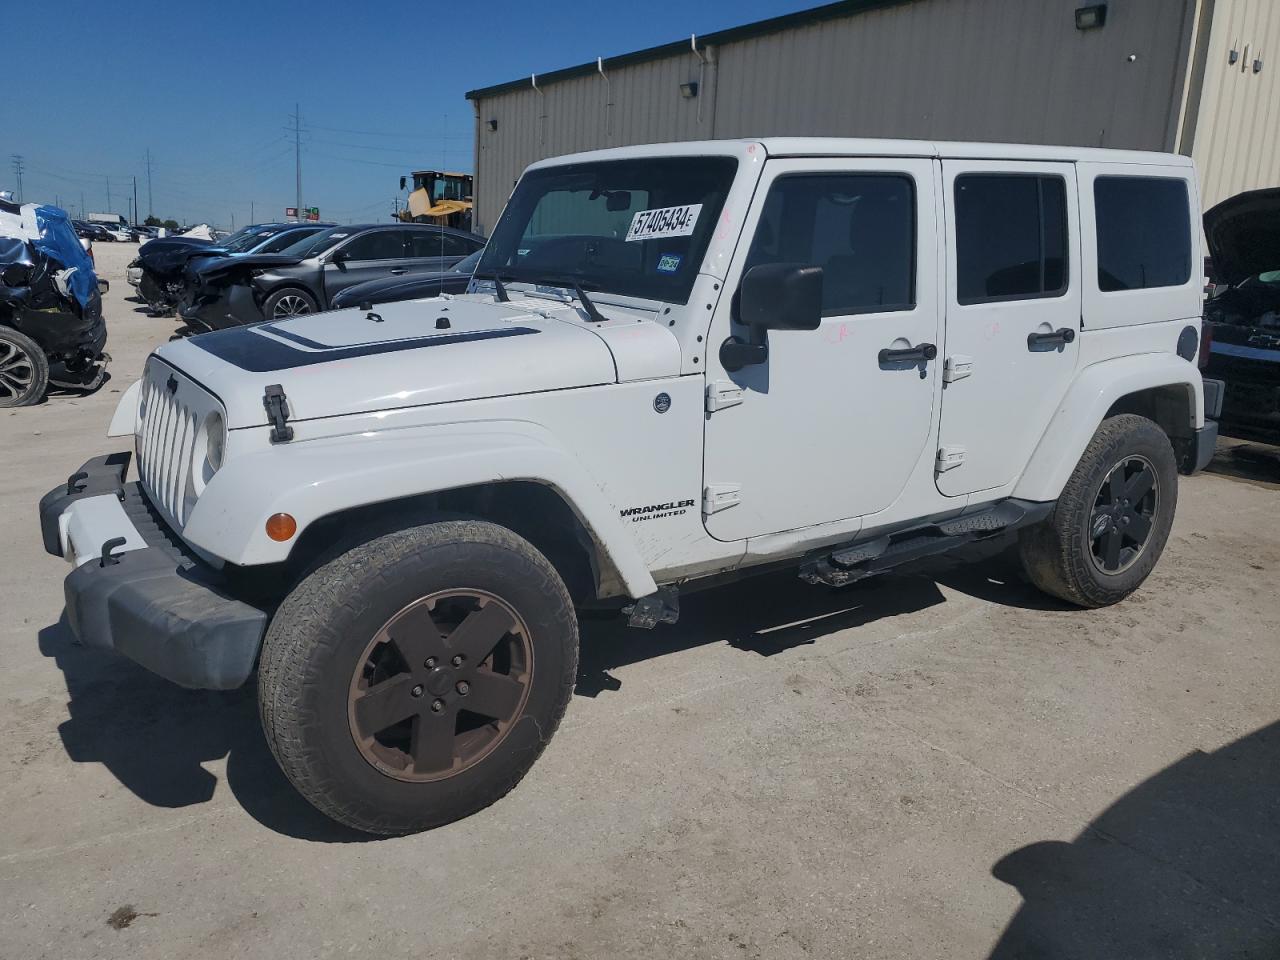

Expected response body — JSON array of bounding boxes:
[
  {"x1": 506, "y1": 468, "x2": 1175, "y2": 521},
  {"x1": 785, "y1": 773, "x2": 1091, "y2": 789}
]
[{"x1": 620, "y1": 498, "x2": 696, "y2": 523}]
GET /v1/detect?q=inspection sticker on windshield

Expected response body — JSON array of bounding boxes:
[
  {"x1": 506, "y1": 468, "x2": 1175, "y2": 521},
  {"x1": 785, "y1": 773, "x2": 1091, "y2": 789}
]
[{"x1": 626, "y1": 204, "x2": 702, "y2": 242}]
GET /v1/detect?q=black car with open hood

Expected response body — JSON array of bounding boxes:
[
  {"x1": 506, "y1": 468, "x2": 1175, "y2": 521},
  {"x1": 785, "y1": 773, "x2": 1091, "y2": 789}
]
[{"x1": 1202, "y1": 187, "x2": 1280, "y2": 443}]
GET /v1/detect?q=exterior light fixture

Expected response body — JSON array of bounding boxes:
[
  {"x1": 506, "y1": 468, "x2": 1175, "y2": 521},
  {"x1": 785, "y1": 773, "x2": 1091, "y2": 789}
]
[
  {"x1": 1075, "y1": 3, "x2": 1107, "y2": 29},
  {"x1": 487, "y1": 118, "x2": 498, "y2": 131},
  {"x1": 679, "y1": 81, "x2": 699, "y2": 98}
]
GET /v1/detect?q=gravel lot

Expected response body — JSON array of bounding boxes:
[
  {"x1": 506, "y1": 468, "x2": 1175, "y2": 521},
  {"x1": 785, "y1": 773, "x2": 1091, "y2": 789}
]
[{"x1": 2, "y1": 241, "x2": 1278, "y2": 959}]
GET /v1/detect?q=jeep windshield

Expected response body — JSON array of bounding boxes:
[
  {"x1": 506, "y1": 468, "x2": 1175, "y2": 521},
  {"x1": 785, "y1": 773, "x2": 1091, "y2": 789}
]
[{"x1": 476, "y1": 156, "x2": 738, "y2": 304}]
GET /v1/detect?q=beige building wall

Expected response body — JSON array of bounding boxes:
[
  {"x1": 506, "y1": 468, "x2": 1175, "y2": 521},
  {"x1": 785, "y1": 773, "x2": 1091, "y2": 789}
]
[
  {"x1": 470, "y1": 0, "x2": 1206, "y2": 233},
  {"x1": 1185, "y1": 0, "x2": 1280, "y2": 208}
]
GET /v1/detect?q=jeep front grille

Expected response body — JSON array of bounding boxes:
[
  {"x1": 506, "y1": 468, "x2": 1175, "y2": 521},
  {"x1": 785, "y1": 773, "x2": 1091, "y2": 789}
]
[{"x1": 135, "y1": 358, "x2": 222, "y2": 531}]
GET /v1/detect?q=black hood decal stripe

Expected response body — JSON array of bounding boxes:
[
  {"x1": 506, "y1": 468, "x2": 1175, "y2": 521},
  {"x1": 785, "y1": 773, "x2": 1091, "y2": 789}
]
[{"x1": 192, "y1": 323, "x2": 540, "y2": 372}]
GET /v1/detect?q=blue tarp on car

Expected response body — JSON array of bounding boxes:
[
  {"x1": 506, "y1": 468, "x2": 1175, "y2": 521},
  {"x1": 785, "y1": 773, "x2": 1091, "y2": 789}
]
[{"x1": 31, "y1": 204, "x2": 97, "y2": 308}]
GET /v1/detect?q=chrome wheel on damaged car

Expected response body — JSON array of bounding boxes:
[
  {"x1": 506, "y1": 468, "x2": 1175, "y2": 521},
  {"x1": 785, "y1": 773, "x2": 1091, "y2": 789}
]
[
  {"x1": 268, "y1": 291, "x2": 315, "y2": 319},
  {"x1": 0, "y1": 327, "x2": 49, "y2": 407},
  {"x1": 258, "y1": 520, "x2": 577, "y2": 835}
]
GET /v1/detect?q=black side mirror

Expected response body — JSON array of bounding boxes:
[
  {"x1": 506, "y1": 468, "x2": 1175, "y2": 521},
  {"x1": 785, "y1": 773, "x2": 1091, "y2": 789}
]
[
  {"x1": 720, "y1": 264, "x2": 823, "y2": 372},
  {"x1": 399, "y1": 177, "x2": 407, "y2": 191},
  {"x1": 740, "y1": 263, "x2": 823, "y2": 331}
]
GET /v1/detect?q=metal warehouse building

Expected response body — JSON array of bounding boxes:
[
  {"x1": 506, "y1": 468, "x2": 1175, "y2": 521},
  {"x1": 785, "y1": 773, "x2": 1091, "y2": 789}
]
[{"x1": 465, "y1": 0, "x2": 1280, "y2": 234}]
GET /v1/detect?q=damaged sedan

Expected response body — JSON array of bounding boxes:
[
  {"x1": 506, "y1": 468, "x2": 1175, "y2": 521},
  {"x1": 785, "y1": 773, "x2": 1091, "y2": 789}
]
[
  {"x1": 131, "y1": 222, "x2": 332, "y2": 315},
  {"x1": 0, "y1": 200, "x2": 107, "y2": 407},
  {"x1": 179, "y1": 223, "x2": 483, "y2": 329},
  {"x1": 1202, "y1": 187, "x2": 1280, "y2": 444}
]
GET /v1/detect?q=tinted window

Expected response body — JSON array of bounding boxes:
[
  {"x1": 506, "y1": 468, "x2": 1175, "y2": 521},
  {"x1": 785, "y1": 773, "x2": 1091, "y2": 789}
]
[
  {"x1": 955, "y1": 175, "x2": 1068, "y2": 304},
  {"x1": 259, "y1": 228, "x2": 318, "y2": 254},
  {"x1": 745, "y1": 173, "x2": 915, "y2": 315},
  {"x1": 341, "y1": 230, "x2": 407, "y2": 261},
  {"x1": 1094, "y1": 177, "x2": 1191, "y2": 291},
  {"x1": 478, "y1": 156, "x2": 738, "y2": 303},
  {"x1": 408, "y1": 231, "x2": 473, "y2": 258}
]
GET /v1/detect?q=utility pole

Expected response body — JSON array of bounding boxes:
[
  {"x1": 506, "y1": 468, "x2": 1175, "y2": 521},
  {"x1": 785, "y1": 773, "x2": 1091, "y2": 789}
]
[
  {"x1": 106, "y1": 176, "x2": 111, "y2": 215},
  {"x1": 250, "y1": 200, "x2": 254, "y2": 223},
  {"x1": 291, "y1": 103, "x2": 303, "y2": 220},
  {"x1": 10, "y1": 155, "x2": 23, "y2": 202},
  {"x1": 145, "y1": 148, "x2": 153, "y2": 218},
  {"x1": 80, "y1": 191, "x2": 85, "y2": 219},
  {"x1": 132, "y1": 176, "x2": 139, "y2": 226}
]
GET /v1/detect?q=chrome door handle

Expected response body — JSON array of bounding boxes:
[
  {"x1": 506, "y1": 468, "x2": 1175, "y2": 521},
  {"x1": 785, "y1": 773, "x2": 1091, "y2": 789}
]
[{"x1": 390, "y1": 267, "x2": 409, "y2": 275}]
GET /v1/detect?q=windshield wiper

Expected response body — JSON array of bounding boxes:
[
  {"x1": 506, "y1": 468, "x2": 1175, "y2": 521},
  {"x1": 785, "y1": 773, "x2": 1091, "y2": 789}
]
[
  {"x1": 472, "y1": 271, "x2": 512, "y2": 303},
  {"x1": 534, "y1": 277, "x2": 611, "y2": 324}
]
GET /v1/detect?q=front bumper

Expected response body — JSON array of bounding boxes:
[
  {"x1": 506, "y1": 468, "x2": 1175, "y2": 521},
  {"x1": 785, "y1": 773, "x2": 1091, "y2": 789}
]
[
  {"x1": 38, "y1": 454, "x2": 267, "y2": 690},
  {"x1": 179, "y1": 282, "x2": 264, "y2": 330}
]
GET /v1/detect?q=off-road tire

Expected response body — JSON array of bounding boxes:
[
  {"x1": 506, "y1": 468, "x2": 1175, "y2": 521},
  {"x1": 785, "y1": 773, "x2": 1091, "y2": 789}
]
[
  {"x1": 258, "y1": 520, "x2": 578, "y2": 835},
  {"x1": 262, "y1": 287, "x2": 319, "y2": 320},
  {"x1": 1019, "y1": 414, "x2": 1178, "y2": 607},
  {"x1": 0, "y1": 326, "x2": 49, "y2": 407}
]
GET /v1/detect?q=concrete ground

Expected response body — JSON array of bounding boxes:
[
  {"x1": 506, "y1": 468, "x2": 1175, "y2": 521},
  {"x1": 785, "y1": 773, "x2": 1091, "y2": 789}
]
[{"x1": 2, "y1": 242, "x2": 1278, "y2": 959}]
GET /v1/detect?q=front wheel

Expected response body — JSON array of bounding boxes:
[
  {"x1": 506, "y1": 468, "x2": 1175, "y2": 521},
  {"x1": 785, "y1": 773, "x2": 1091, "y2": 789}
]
[
  {"x1": 263, "y1": 287, "x2": 318, "y2": 321},
  {"x1": 0, "y1": 327, "x2": 49, "y2": 407},
  {"x1": 1019, "y1": 414, "x2": 1178, "y2": 608},
  {"x1": 258, "y1": 520, "x2": 579, "y2": 835}
]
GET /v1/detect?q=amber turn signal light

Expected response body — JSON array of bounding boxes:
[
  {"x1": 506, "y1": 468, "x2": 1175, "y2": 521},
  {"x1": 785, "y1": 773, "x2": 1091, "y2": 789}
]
[{"x1": 265, "y1": 513, "x2": 298, "y2": 542}]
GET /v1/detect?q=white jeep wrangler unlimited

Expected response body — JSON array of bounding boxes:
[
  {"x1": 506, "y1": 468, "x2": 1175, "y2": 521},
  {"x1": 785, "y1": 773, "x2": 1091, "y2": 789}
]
[{"x1": 39, "y1": 139, "x2": 1216, "y2": 834}]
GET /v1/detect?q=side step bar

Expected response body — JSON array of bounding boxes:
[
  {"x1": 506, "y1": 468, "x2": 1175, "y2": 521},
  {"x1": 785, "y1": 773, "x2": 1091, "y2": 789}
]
[{"x1": 799, "y1": 499, "x2": 1053, "y2": 588}]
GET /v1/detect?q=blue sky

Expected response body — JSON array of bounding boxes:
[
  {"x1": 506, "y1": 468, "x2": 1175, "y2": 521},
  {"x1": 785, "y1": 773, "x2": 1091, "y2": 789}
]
[{"x1": 7, "y1": 0, "x2": 816, "y2": 228}]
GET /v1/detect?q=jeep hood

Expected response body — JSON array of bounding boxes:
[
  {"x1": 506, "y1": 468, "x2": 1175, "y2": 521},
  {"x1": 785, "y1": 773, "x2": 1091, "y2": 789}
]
[
  {"x1": 1204, "y1": 187, "x2": 1280, "y2": 286},
  {"x1": 152, "y1": 296, "x2": 630, "y2": 428}
]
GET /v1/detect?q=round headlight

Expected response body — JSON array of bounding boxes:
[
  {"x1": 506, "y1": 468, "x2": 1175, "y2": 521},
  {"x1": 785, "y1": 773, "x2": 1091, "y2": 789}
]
[{"x1": 204, "y1": 411, "x2": 226, "y2": 472}]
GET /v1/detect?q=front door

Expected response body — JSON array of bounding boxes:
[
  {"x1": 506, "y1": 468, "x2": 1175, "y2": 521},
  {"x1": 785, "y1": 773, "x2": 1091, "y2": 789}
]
[
  {"x1": 322, "y1": 228, "x2": 411, "y2": 304},
  {"x1": 702, "y1": 158, "x2": 941, "y2": 542},
  {"x1": 935, "y1": 161, "x2": 1082, "y2": 497}
]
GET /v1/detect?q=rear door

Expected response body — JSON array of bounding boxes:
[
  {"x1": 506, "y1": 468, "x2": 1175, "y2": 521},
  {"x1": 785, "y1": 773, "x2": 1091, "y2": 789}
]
[
  {"x1": 322, "y1": 228, "x2": 411, "y2": 303},
  {"x1": 936, "y1": 161, "x2": 1082, "y2": 497},
  {"x1": 405, "y1": 229, "x2": 478, "y2": 274}
]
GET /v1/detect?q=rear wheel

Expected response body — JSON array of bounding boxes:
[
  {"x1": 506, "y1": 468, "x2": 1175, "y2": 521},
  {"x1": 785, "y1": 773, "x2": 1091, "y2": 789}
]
[
  {"x1": 258, "y1": 519, "x2": 579, "y2": 835},
  {"x1": 1019, "y1": 414, "x2": 1178, "y2": 607},
  {"x1": 0, "y1": 327, "x2": 49, "y2": 407},
  {"x1": 263, "y1": 287, "x2": 318, "y2": 320}
]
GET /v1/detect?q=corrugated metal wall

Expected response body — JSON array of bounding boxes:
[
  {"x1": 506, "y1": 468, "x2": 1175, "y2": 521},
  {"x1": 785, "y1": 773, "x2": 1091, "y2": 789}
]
[
  {"x1": 471, "y1": 0, "x2": 1201, "y2": 233},
  {"x1": 1187, "y1": 0, "x2": 1280, "y2": 208}
]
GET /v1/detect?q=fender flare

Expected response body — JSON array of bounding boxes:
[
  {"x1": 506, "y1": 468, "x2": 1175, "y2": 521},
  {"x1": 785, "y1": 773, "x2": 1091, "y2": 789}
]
[
  {"x1": 182, "y1": 420, "x2": 659, "y2": 599},
  {"x1": 1014, "y1": 353, "x2": 1203, "y2": 502},
  {"x1": 107, "y1": 378, "x2": 141, "y2": 437}
]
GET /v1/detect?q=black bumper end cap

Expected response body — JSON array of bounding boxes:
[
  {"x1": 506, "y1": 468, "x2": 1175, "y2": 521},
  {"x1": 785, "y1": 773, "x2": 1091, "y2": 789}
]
[
  {"x1": 64, "y1": 547, "x2": 266, "y2": 690},
  {"x1": 38, "y1": 452, "x2": 132, "y2": 557}
]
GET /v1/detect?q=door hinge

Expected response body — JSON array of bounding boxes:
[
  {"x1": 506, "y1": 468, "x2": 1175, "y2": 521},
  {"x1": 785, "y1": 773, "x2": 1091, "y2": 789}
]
[
  {"x1": 703, "y1": 483, "x2": 741, "y2": 515},
  {"x1": 936, "y1": 445, "x2": 966, "y2": 473},
  {"x1": 705, "y1": 380, "x2": 745, "y2": 413},
  {"x1": 943, "y1": 355, "x2": 974, "y2": 383}
]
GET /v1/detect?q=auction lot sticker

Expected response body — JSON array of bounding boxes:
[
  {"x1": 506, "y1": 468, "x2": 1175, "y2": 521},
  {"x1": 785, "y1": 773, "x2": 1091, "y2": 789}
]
[{"x1": 626, "y1": 204, "x2": 703, "y2": 242}]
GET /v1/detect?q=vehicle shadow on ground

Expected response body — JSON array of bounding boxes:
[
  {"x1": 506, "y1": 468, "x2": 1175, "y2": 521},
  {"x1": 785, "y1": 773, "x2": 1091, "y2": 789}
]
[
  {"x1": 987, "y1": 719, "x2": 1280, "y2": 958},
  {"x1": 38, "y1": 616, "x2": 368, "y2": 844},
  {"x1": 576, "y1": 544, "x2": 1067, "y2": 697},
  {"x1": 39, "y1": 546, "x2": 1059, "y2": 842},
  {"x1": 1204, "y1": 439, "x2": 1280, "y2": 486}
]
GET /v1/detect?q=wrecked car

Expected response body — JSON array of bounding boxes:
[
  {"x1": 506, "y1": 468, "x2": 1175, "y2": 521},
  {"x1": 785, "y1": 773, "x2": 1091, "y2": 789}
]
[
  {"x1": 179, "y1": 223, "x2": 483, "y2": 329},
  {"x1": 131, "y1": 223, "x2": 332, "y2": 316},
  {"x1": 1202, "y1": 187, "x2": 1280, "y2": 444},
  {"x1": 0, "y1": 200, "x2": 108, "y2": 406}
]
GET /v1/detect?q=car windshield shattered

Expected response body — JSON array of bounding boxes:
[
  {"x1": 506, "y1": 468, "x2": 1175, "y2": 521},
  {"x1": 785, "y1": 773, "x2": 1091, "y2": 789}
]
[{"x1": 476, "y1": 156, "x2": 738, "y2": 303}]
